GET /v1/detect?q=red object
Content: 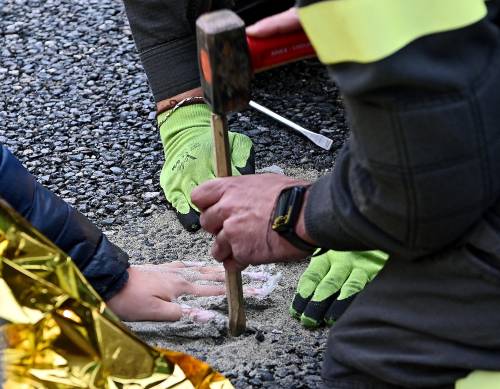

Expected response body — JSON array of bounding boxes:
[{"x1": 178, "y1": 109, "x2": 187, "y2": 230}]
[{"x1": 247, "y1": 30, "x2": 316, "y2": 73}]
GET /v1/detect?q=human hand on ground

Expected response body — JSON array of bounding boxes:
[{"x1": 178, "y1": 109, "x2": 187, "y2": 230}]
[
  {"x1": 246, "y1": 7, "x2": 301, "y2": 38},
  {"x1": 290, "y1": 250, "x2": 388, "y2": 328},
  {"x1": 107, "y1": 262, "x2": 225, "y2": 322},
  {"x1": 191, "y1": 174, "x2": 314, "y2": 271},
  {"x1": 158, "y1": 104, "x2": 254, "y2": 232},
  {"x1": 107, "y1": 262, "x2": 278, "y2": 322}
]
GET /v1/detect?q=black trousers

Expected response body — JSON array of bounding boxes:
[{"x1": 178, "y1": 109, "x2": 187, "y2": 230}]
[{"x1": 321, "y1": 200, "x2": 500, "y2": 388}]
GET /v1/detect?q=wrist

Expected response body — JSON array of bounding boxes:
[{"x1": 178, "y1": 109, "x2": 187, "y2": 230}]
[
  {"x1": 271, "y1": 185, "x2": 317, "y2": 252},
  {"x1": 157, "y1": 103, "x2": 211, "y2": 146},
  {"x1": 295, "y1": 187, "x2": 317, "y2": 247},
  {"x1": 156, "y1": 87, "x2": 203, "y2": 114}
]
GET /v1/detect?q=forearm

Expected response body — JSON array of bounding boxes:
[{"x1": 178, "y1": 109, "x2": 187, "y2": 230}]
[
  {"x1": 0, "y1": 146, "x2": 129, "y2": 300},
  {"x1": 122, "y1": 0, "x2": 233, "y2": 103}
]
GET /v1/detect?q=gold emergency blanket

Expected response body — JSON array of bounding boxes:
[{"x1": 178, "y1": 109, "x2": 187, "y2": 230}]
[{"x1": 0, "y1": 199, "x2": 232, "y2": 388}]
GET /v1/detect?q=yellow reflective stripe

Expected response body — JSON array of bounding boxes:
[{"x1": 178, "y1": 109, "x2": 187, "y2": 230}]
[
  {"x1": 455, "y1": 371, "x2": 500, "y2": 389},
  {"x1": 298, "y1": 0, "x2": 487, "y2": 64}
]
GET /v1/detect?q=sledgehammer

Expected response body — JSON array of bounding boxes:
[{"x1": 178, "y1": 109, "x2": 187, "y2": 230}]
[{"x1": 196, "y1": 10, "x2": 252, "y2": 336}]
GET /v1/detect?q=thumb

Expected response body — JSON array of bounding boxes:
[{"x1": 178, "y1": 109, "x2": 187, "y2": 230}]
[
  {"x1": 166, "y1": 188, "x2": 201, "y2": 232},
  {"x1": 229, "y1": 132, "x2": 254, "y2": 175}
]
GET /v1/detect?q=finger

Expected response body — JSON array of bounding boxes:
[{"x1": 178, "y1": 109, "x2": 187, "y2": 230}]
[
  {"x1": 223, "y1": 258, "x2": 247, "y2": 272},
  {"x1": 199, "y1": 203, "x2": 226, "y2": 234},
  {"x1": 189, "y1": 283, "x2": 226, "y2": 297},
  {"x1": 180, "y1": 265, "x2": 225, "y2": 282},
  {"x1": 191, "y1": 178, "x2": 228, "y2": 211},
  {"x1": 160, "y1": 263, "x2": 226, "y2": 281},
  {"x1": 166, "y1": 188, "x2": 195, "y2": 214},
  {"x1": 193, "y1": 272, "x2": 226, "y2": 282},
  {"x1": 324, "y1": 294, "x2": 358, "y2": 327},
  {"x1": 166, "y1": 261, "x2": 224, "y2": 272},
  {"x1": 290, "y1": 254, "x2": 332, "y2": 318},
  {"x1": 195, "y1": 265, "x2": 225, "y2": 273},
  {"x1": 127, "y1": 299, "x2": 183, "y2": 322},
  {"x1": 165, "y1": 189, "x2": 202, "y2": 232},
  {"x1": 157, "y1": 261, "x2": 203, "y2": 269},
  {"x1": 300, "y1": 258, "x2": 351, "y2": 328},
  {"x1": 133, "y1": 262, "x2": 209, "y2": 275},
  {"x1": 132, "y1": 263, "x2": 180, "y2": 273},
  {"x1": 246, "y1": 8, "x2": 300, "y2": 38},
  {"x1": 229, "y1": 133, "x2": 255, "y2": 175},
  {"x1": 212, "y1": 230, "x2": 233, "y2": 262},
  {"x1": 181, "y1": 305, "x2": 222, "y2": 323},
  {"x1": 311, "y1": 259, "x2": 351, "y2": 301},
  {"x1": 171, "y1": 268, "x2": 226, "y2": 283},
  {"x1": 299, "y1": 292, "x2": 339, "y2": 328},
  {"x1": 322, "y1": 268, "x2": 369, "y2": 326},
  {"x1": 338, "y1": 267, "x2": 369, "y2": 300}
]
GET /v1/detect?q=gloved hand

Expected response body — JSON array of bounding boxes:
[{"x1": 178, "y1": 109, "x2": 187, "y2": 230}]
[
  {"x1": 290, "y1": 249, "x2": 388, "y2": 328},
  {"x1": 158, "y1": 103, "x2": 254, "y2": 231}
]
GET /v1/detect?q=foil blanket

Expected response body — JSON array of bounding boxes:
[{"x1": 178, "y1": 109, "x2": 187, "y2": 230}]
[{"x1": 0, "y1": 199, "x2": 233, "y2": 388}]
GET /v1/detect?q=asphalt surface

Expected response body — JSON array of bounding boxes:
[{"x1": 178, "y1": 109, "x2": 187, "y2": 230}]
[{"x1": 0, "y1": 0, "x2": 350, "y2": 387}]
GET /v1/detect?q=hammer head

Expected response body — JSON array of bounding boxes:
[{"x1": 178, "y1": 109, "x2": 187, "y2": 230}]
[{"x1": 196, "y1": 10, "x2": 252, "y2": 115}]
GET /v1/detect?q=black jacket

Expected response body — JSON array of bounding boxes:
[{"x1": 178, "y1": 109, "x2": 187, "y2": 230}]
[{"x1": 301, "y1": 1, "x2": 500, "y2": 259}]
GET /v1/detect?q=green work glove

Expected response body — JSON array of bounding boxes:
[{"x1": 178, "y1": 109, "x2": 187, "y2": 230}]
[
  {"x1": 290, "y1": 250, "x2": 388, "y2": 328},
  {"x1": 158, "y1": 103, "x2": 254, "y2": 231}
]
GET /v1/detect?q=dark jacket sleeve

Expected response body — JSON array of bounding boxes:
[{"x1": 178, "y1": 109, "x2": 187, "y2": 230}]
[
  {"x1": 122, "y1": 0, "x2": 234, "y2": 102},
  {"x1": 304, "y1": 7, "x2": 500, "y2": 259},
  {"x1": 121, "y1": 0, "x2": 293, "y2": 102},
  {"x1": 1, "y1": 146, "x2": 129, "y2": 300}
]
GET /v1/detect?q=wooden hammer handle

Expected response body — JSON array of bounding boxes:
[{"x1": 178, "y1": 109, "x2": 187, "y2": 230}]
[{"x1": 211, "y1": 113, "x2": 246, "y2": 336}]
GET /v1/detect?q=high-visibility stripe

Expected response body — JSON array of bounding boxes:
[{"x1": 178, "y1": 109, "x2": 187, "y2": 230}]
[
  {"x1": 456, "y1": 371, "x2": 500, "y2": 389},
  {"x1": 297, "y1": 0, "x2": 487, "y2": 64}
]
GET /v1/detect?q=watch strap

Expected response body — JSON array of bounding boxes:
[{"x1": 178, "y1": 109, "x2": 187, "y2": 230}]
[
  {"x1": 281, "y1": 229, "x2": 317, "y2": 252},
  {"x1": 272, "y1": 186, "x2": 316, "y2": 252}
]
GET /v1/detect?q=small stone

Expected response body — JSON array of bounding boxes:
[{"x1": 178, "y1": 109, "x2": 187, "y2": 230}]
[
  {"x1": 64, "y1": 197, "x2": 76, "y2": 205},
  {"x1": 105, "y1": 204, "x2": 119, "y2": 212},
  {"x1": 258, "y1": 165, "x2": 284, "y2": 175},
  {"x1": 101, "y1": 218, "x2": 115, "y2": 226},
  {"x1": 255, "y1": 330, "x2": 265, "y2": 342},
  {"x1": 260, "y1": 371, "x2": 274, "y2": 382},
  {"x1": 110, "y1": 166, "x2": 122, "y2": 174},
  {"x1": 143, "y1": 192, "x2": 160, "y2": 201}
]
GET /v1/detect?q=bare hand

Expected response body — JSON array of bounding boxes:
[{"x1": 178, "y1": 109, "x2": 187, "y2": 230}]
[
  {"x1": 246, "y1": 7, "x2": 301, "y2": 38},
  {"x1": 107, "y1": 262, "x2": 279, "y2": 322},
  {"x1": 191, "y1": 174, "x2": 312, "y2": 271},
  {"x1": 107, "y1": 262, "x2": 225, "y2": 322}
]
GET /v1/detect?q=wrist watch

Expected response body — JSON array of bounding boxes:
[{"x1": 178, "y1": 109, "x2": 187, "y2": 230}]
[{"x1": 271, "y1": 186, "x2": 317, "y2": 252}]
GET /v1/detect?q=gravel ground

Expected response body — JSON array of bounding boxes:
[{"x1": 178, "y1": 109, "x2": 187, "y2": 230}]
[{"x1": 0, "y1": 0, "x2": 350, "y2": 387}]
